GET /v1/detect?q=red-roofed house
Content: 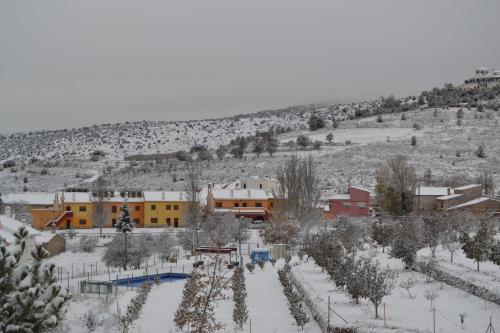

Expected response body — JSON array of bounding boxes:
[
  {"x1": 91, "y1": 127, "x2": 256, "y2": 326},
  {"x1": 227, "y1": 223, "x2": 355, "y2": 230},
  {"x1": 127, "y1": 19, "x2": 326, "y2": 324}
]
[{"x1": 328, "y1": 186, "x2": 371, "y2": 218}]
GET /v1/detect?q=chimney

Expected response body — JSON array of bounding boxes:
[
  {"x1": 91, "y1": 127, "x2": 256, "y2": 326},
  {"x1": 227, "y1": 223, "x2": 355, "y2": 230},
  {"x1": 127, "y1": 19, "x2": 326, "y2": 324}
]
[{"x1": 162, "y1": 192, "x2": 165, "y2": 200}]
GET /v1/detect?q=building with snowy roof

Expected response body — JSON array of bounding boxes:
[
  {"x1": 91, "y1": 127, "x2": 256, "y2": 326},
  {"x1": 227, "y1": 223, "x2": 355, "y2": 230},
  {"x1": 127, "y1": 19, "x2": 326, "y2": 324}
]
[{"x1": 463, "y1": 67, "x2": 500, "y2": 89}]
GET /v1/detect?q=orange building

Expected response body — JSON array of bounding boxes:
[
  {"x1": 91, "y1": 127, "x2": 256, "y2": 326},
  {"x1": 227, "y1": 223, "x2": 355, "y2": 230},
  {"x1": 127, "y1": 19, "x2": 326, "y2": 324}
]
[{"x1": 204, "y1": 186, "x2": 271, "y2": 221}]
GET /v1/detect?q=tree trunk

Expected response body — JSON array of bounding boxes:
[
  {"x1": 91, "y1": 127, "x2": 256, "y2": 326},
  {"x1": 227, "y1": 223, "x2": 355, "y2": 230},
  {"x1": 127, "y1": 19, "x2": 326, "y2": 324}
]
[
  {"x1": 374, "y1": 303, "x2": 379, "y2": 319},
  {"x1": 125, "y1": 232, "x2": 128, "y2": 271},
  {"x1": 450, "y1": 252, "x2": 454, "y2": 263},
  {"x1": 477, "y1": 260, "x2": 479, "y2": 271}
]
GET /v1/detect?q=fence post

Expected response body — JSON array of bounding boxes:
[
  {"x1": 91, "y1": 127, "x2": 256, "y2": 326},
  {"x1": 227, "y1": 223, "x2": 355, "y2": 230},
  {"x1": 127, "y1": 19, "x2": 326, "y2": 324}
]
[
  {"x1": 433, "y1": 307, "x2": 436, "y2": 333},
  {"x1": 384, "y1": 303, "x2": 387, "y2": 328},
  {"x1": 327, "y1": 296, "x2": 331, "y2": 330},
  {"x1": 67, "y1": 272, "x2": 70, "y2": 290}
]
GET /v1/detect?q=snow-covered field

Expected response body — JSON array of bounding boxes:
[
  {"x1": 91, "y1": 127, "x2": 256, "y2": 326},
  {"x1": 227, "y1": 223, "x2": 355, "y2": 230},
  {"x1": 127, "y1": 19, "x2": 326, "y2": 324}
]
[
  {"x1": 34, "y1": 226, "x2": 500, "y2": 333},
  {"x1": 419, "y1": 247, "x2": 500, "y2": 298},
  {"x1": 293, "y1": 250, "x2": 500, "y2": 333},
  {"x1": 131, "y1": 262, "x2": 320, "y2": 333}
]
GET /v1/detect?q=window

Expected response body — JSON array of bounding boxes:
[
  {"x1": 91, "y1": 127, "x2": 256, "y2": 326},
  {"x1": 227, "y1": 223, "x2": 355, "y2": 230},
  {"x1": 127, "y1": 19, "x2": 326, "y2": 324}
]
[
  {"x1": 112, "y1": 206, "x2": 117, "y2": 213},
  {"x1": 259, "y1": 184, "x2": 263, "y2": 189},
  {"x1": 234, "y1": 202, "x2": 239, "y2": 208},
  {"x1": 66, "y1": 206, "x2": 71, "y2": 211},
  {"x1": 343, "y1": 202, "x2": 351, "y2": 208},
  {"x1": 151, "y1": 218, "x2": 158, "y2": 224},
  {"x1": 173, "y1": 205, "x2": 179, "y2": 211},
  {"x1": 79, "y1": 219, "x2": 86, "y2": 225},
  {"x1": 243, "y1": 183, "x2": 247, "y2": 189},
  {"x1": 174, "y1": 218, "x2": 179, "y2": 228},
  {"x1": 270, "y1": 202, "x2": 274, "y2": 208},
  {"x1": 166, "y1": 205, "x2": 172, "y2": 210},
  {"x1": 357, "y1": 202, "x2": 366, "y2": 208},
  {"x1": 255, "y1": 202, "x2": 262, "y2": 207},
  {"x1": 151, "y1": 205, "x2": 156, "y2": 210},
  {"x1": 133, "y1": 218, "x2": 140, "y2": 224},
  {"x1": 135, "y1": 206, "x2": 140, "y2": 211},
  {"x1": 166, "y1": 218, "x2": 171, "y2": 226},
  {"x1": 216, "y1": 202, "x2": 222, "y2": 208},
  {"x1": 112, "y1": 219, "x2": 116, "y2": 226},
  {"x1": 79, "y1": 206, "x2": 87, "y2": 212},
  {"x1": 242, "y1": 202, "x2": 247, "y2": 207},
  {"x1": 441, "y1": 201, "x2": 444, "y2": 209}
]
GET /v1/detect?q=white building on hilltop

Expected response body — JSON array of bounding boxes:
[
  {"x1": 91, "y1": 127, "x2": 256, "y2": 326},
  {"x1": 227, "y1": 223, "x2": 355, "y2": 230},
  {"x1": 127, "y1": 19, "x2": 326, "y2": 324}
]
[{"x1": 463, "y1": 67, "x2": 500, "y2": 89}]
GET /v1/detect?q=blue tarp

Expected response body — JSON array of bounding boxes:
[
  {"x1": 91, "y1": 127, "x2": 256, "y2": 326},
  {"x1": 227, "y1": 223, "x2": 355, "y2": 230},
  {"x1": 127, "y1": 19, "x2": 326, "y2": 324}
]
[{"x1": 250, "y1": 248, "x2": 270, "y2": 264}]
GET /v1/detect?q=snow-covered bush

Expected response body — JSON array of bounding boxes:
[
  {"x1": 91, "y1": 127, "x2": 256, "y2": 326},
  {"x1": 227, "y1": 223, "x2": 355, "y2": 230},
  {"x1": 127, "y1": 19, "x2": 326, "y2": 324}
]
[
  {"x1": 278, "y1": 265, "x2": 309, "y2": 329},
  {"x1": 120, "y1": 281, "x2": 153, "y2": 330},
  {"x1": 80, "y1": 310, "x2": 101, "y2": 332},
  {"x1": 79, "y1": 235, "x2": 98, "y2": 252}
]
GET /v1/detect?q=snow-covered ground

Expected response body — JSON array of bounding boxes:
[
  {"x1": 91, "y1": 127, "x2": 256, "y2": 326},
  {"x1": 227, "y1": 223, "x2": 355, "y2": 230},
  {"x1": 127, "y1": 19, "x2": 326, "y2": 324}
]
[
  {"x1": 419, "y1": 246, "x2": 500, "y2": 298},
  {"x1": 292, "y1": 250, "x2": 500, "y2": 333},
  {"x1": 131, "y1": 261, "x2": 320, "y2": 333}
]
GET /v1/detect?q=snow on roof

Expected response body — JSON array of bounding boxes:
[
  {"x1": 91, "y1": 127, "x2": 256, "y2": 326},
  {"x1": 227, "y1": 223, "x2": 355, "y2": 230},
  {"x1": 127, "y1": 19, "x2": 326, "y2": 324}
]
[
  {"x1": 0, "y1": 214, "x2": 40, "y2": 237},
  {"x1": 211, "y1": 189, "x2": 269, "y2": 200},
  {"x1": 62, "y1": 192, "x2": 92, "y2": 203},
  {"x1": 143, "y1": 191, "x2": 188, "y2": 202},
  {"x1": 453, "y1": 184, "x2": 482, "y2": 191},
  {"x1": 447, "y1": 197, "x2": 499, "y2": 210},
  {"x1": 415, "y1": 187, "x2": 451, "y2": 196},
  {"x1": 329, "y1": 194, "x2": 351, "y2": 200},
  {"x1": 2, "y1": 192, "x2": 55, "y2": 205},
  {"x1": 436, "y1": 194, "x2": 463, "y2": 200},
  {"x1": 107, "y1": 196, "x2": 144, "y2": 203},
  {"x1": 349, "y1": 186, "x2": 370, "y2": 193}
]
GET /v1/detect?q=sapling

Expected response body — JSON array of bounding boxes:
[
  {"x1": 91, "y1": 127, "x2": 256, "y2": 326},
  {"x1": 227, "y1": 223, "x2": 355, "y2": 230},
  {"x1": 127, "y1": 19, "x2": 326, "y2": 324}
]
[
  {"x1": 424, "y1": 289, "x2": 439, "y2": 310},
  {"x1": 246, "y1": 263, "x2": 255, "y2": 273},
  {"x1": 399, "y1": 278, "x2": 417, "y2": 299},
  {"x1": 459, "y1": 313, "x2": 466, "y2": 329}
]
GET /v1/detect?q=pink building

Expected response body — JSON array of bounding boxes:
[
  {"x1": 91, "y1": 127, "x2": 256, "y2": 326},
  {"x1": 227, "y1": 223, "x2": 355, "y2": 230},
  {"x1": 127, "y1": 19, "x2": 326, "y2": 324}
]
[{"x1": 328, "y1": 186, "x2": 371, "y2": 218}]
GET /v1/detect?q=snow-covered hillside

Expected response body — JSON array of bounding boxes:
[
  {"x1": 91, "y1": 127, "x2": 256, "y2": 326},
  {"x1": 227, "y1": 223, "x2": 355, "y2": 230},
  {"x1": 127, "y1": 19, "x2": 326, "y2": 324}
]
[{"x1": 0, "y1": 101, "x2": 379, "y2": 162}]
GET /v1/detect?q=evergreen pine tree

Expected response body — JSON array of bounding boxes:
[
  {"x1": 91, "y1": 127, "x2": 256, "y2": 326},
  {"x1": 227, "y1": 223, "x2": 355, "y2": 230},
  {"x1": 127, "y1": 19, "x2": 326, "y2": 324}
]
[
  {"x1": 0, "y1": 227, "x2": 71, "y2": 332},
  {"x1": 115, "y1": 203, "x2": 134, "y2": 270}
]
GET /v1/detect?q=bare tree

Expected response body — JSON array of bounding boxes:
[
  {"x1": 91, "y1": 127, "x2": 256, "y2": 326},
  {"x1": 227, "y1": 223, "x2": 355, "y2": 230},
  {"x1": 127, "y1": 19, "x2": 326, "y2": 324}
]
[
  {"x1": 375, "y1": 155, "x2": 416, "y2": 216},
  {"x1": 92, "y1": 175, "x2": 110, "y2": 238},
  {"x1": 273, "y1": 155, "x2": 321, "y2": 232},
  {"x1": 184, "y1": 161, "x2": 203, "y2": 252}
]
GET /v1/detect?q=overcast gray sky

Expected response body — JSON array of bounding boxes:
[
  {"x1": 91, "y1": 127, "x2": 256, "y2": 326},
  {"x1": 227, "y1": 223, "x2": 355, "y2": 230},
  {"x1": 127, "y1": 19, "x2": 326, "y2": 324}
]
[{"x1": 1, "y1": 0, "x2": 499, "y2": 133}]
